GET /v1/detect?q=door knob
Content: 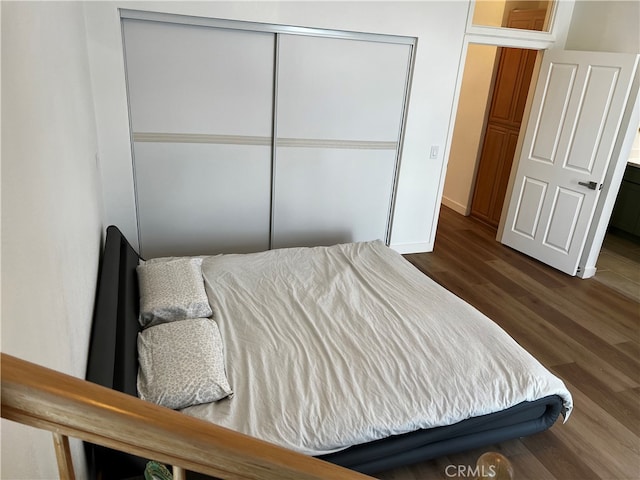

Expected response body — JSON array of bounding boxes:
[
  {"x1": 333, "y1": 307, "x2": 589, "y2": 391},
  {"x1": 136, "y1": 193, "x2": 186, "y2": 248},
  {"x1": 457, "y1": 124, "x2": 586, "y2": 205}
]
[{"x1": 578, "y1": 180, "x2": 598, "y2": 190}]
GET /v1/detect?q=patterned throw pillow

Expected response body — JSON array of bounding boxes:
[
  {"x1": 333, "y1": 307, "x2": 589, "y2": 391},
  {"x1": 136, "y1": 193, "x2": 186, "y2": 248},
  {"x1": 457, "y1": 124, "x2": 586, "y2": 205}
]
[
  {"x1": 137, "y1": 318, "x2": 232, "y2": 409},
  {"x1": 137, "y1": 257, "x2": 212, "y2": 327}
]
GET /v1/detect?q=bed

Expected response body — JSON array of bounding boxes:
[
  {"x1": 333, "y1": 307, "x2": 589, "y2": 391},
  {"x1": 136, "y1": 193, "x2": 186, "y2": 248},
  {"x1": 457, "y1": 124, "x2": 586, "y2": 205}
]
[{"x1": 85, "y1": 225, "x2": 572, "y2": 479}]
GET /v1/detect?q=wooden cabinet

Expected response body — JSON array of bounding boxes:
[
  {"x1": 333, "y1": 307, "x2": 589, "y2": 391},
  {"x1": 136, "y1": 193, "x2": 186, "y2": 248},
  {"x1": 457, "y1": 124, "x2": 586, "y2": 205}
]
[
  {"x1": 610, "y1": 164, "x2": 640, "y2": 238},
  {"x1": 470, "y1": 9, "x2": 544, "y2": 228}
]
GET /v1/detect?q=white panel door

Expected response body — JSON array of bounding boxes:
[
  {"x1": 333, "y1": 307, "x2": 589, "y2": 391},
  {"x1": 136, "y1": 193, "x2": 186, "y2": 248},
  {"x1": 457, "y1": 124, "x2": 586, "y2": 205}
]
[
  {"x1": 502, "y1": 50, "x2": 639, "y2": 275},
  {"x1": 273, "y1": 34, "x2": 411, "y2": 249},
  {"x1": 122, "y1": 19, "x2": 274, "y2": 257}
]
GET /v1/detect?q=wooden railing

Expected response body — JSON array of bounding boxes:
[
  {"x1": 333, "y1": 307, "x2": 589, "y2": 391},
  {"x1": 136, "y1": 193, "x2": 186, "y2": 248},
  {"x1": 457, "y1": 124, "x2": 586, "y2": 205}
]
[{"x1": 1, "y1": 353, "x2": 374, "y2": 480}]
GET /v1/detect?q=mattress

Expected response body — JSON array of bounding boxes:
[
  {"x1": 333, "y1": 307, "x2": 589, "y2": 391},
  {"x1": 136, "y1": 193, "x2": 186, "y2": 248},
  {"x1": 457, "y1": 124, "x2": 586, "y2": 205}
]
[{"x1": 175, "y1": 240, "x2": 572, "y2": 456}]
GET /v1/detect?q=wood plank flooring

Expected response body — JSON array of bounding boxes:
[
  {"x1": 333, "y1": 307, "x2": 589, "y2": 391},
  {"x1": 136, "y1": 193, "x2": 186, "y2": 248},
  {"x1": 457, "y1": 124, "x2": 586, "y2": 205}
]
[
  {"x1": 595, "y1": 232, "x2": 640, "y2": 303},
  {"x1": 376, "y1": 206, "x2": 640, "y2": 480}
]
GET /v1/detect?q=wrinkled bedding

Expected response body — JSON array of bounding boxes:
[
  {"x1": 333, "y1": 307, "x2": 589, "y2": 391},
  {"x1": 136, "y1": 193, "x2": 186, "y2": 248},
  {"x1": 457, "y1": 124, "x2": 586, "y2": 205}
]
[{"x1": 181, "y1": 240, "x2": 572, "y2": 455}]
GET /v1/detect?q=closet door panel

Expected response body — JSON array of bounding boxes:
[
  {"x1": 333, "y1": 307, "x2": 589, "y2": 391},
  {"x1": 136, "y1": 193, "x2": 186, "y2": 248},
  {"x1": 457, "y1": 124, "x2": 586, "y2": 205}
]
[
  {"x1": 123, "y1": 19, "x2": 274, "y2": 136},
  {"x1": 276, "y1": 34, "x2": 411, "y2": 141},
  {"x1": 272, "y1": 148, "x2": 397, "y2": 249},
  {"x1": 134, "y1": 143, "x2": 271, "y2": 258},
  {"x1": 122, "y1": 19, "x2": 274, "y2": 256},
  {"x1": 273, "y1": 34, "x2": 411, "y2": 248}
]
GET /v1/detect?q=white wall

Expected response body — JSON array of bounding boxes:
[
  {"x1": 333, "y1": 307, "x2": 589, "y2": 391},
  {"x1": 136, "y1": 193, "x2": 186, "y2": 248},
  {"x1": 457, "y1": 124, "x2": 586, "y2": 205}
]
[
  {"x1": 1, "y1": 1, "x2": 104, "y2": 478},
  {"x1": 628, "y1": 128, "x2": 640, "y2": 167},
  {"x1": 84, "y1": 1, "x2": 470, "y2": 254},
  {"x1": 565, "y1": 0, "x2": 640, "y2": 54},
  {"x1": 442, "y1": 44, "x2": 498, "y2": 215}
]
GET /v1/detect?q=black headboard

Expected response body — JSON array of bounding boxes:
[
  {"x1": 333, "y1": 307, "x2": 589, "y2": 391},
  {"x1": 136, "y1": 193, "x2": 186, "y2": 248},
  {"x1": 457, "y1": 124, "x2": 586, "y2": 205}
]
[
  {"x1": 86, "y1": 225, "x2": 141, "y2": 395},
  {"x1": 85, "y1": 225, "x2": 147, "y2": 478}
]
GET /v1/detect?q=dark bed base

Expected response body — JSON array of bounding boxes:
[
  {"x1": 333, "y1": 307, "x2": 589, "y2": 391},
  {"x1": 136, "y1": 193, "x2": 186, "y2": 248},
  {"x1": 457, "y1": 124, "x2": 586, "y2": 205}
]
[{"x1": 85, "y1": 225, "x2": 564, "y2": 479}]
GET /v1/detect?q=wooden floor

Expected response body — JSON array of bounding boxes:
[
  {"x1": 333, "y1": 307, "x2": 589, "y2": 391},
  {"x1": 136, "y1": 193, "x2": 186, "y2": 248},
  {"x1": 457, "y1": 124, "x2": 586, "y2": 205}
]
[
  {"x1": 376, "y1": 206, "x2": 640, "y2": 480},
  {"x1": 595, "y1": 231, "x2": 640, "y2": 303}
]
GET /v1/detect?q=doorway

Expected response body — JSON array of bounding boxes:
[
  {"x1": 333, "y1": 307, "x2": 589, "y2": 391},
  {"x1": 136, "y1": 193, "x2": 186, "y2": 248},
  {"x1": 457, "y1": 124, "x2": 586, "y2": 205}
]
[
  {"x1": 594, "y1": 129, "x2": 640, "y2": 300},
  {"x1": 442, "y1": 8, "x2": 545, "y2": 229},
  {"x1": 444, "y1": 43, "x2": 640, "y2": 279},
  {"x1": 441, "y1": 42, "x2": 540, "y2": 226},
  {"x1": 469, "y1": 44, "x2": 539, "y2": 228}
]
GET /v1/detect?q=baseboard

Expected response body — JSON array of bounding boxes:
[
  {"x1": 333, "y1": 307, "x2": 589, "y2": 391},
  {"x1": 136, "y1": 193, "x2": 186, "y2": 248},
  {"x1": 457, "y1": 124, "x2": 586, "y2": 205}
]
[
  {"x1": 441, "y1": 196, "x2": 469, "y2": 216},
  {"x1": 390, "y1": 242, "x2": 433, "y2": 254},
  {"x1": 577, "y1": 265, "x2": 597, "y2": 279}
]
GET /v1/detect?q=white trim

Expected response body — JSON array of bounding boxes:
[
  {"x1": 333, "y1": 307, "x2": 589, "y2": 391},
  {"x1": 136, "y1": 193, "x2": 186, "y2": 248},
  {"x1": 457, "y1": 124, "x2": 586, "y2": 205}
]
[
  {"x1": 131, "y1": 133, "x2": 399, "y2": 150},
  {"x1": 431, "y1": 34, "x2": 470, "y2": 249},
  {"x1": 441, "y1": 196, "x2": 469, "y2": 216},
  {"x1": 119, "y1": 8, "x2": 416, "y2": 45},
  {"x1": 466, "y1": 0, "x2": 575, "y2": 49},
  {"x1": 386, "y1": 41, "x2": 417, "y2": 246},
  {"x1": 390, "y1": 241, "x2": 432, "y2": 255},
  {"x1": 463, "y1": 1, "x2": 575, "y2": 50},
  {"x1": 133, "y1": 132, "x2": 272, "y2": 146},
  {"x1": 465, "y1": 32, "x2": 554, "y2": 50},
  {"x1": 577, "y1": 265, "x2": 597, "y2": 279},
  {"x1": 270, "y1": 33, "x2": 280, "y2": 251},
  {"x1": 465, "y1": 0, "x2": 575, "y2": 50},
  {"x1": 277, "y1": 138, "x2": 397, "y2": 150},
  {"x1": 466, "y1": 25, "x2": 555, "y2": 46}
]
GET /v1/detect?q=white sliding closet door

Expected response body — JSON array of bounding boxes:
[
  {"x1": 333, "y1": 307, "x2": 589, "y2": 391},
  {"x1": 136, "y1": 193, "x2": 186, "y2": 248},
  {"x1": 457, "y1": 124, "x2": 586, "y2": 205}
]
[
  {"x1": 122, "y1": 19, "x2": 274, "y2": 258},
  {"x1": 272, "y1": 34, "x2": 411, "y2": 249}
]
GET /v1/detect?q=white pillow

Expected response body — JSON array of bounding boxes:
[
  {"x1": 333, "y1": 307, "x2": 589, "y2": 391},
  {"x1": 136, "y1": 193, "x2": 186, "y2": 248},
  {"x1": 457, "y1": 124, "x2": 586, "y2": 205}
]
[
  {"x1": 137, "y1": 257, "x2": 212, "y2": 327},
  {"x1": 137, "y1": 318, "x2": 232, "y2": 410}
]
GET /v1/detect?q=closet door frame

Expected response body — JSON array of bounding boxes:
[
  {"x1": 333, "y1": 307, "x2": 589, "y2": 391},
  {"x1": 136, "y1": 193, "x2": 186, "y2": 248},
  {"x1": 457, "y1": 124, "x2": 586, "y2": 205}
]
[{"x1": 120, "y1": 9, "x2": 416, "y2": 250}]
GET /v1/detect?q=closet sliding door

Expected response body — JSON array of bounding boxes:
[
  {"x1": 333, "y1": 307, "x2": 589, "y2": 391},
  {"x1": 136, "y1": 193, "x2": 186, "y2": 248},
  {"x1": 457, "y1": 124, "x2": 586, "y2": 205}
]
[
  {"x1": 272, "y1": 34, "x2": 411, "y2": 249},
  {"x1": 123, "y1": 19, "x2": 274, "y2": 258}
]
